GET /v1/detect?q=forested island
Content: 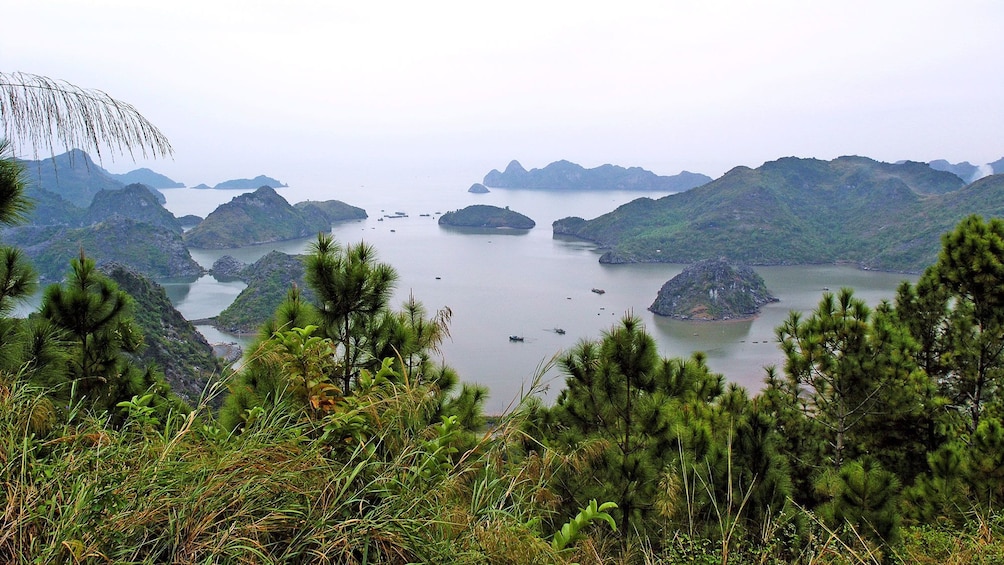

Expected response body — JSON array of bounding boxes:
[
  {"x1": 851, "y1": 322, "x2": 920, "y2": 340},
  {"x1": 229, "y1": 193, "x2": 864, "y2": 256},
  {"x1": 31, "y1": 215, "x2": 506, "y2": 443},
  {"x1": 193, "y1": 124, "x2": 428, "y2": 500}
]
[{"x1": 438, "y1": 204, "x2": 535, "y2": 229}]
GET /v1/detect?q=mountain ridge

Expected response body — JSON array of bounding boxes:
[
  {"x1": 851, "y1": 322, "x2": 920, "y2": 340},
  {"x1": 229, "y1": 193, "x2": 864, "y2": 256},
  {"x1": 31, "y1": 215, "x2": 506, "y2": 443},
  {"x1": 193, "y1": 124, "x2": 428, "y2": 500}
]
[{"x1": 552, "y1": 155, "x2": 987, "y2": 273}]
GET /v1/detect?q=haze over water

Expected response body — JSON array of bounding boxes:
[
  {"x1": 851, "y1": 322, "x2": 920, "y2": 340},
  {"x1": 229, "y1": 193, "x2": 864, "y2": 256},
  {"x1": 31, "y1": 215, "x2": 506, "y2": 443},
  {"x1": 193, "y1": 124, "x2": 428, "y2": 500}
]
[{"x1": 162, "y1": 184, "x2": 914, "y2": 413}]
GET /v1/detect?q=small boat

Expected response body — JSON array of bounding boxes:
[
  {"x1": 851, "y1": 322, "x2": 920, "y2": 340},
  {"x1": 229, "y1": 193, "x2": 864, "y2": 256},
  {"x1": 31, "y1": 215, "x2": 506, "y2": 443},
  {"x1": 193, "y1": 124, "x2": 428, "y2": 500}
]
[
  {"x1": 554, "y1": 328, "x2": 566, "y2": 335},
  {"x1": 509, "y1": 335, "x2": 524, "y2": 342},
  {"x1": 591, "y1": 288, "x2": 605, "y2": 294}
]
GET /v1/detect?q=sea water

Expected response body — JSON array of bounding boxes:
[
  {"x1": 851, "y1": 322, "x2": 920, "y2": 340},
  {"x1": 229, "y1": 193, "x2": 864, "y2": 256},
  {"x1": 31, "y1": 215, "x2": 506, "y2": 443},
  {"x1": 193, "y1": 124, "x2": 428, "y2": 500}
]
[{"x1": 160, "y1": 184, "x2": 914, "y2": 413}]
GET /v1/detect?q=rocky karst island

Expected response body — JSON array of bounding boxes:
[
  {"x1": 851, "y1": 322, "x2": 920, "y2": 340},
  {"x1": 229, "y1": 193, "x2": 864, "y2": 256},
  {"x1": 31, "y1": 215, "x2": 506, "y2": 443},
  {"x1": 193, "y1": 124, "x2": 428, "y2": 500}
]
[{"x1": 649, "y1": 258, "x2": 778, "y2": 321}]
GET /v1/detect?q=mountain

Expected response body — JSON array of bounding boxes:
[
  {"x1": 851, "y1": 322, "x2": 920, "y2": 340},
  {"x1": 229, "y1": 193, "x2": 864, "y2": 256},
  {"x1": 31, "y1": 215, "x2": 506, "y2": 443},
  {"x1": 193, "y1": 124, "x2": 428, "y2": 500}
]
[
  {"x1": 18, "y1": 149, "x2": 166, "y2": 206},
  {"x1": 183, "y1": 186, "x2": 330, "y2": 249},
  {"x1": 84, "y1": 183, "x2": 183, "y2": 233},
  {"x1": 22, "y1": 188, "x2": 84, "y2": 226},
  {"x1": 553, "y1": 155, "x2": 975, "y2": 273},
  {"x1": 100, "y1": 263, "x2": 221, "y2": 406},
  {"x1": 6, "y1": 217, "x2": 204, "y2": 282},
  {"x1": 648, "y1": 258, "x2": 777, "y2": 321},
  {"x1": 112, "y1": 168, "x2": 184, "y2": 188},
  {"x1": 928, "y1": 159, "x2": 981, "y2": 183},
  {"x1": 212, "y1": 175, "x2": 287, "y2": 189},
  {"x1": 483, "y1": 159, "x2": 711, "y2": 192},
  {"x1": 438, "y1": 204, "x2": 535, "y2": 229},
  {"x1": 214, "y1": 251, "x2": 313, "y2": 334},
  {"x1": 18, "y1": 149, "x2": 123, "y2": 207},
  {"x1": 293, "y1": 200, "x2": 368, "y2": 223}
]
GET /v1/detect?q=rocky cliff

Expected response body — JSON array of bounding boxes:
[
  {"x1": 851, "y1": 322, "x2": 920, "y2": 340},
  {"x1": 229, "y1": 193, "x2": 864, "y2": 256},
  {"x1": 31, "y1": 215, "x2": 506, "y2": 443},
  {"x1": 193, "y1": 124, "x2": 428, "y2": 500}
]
[
  {"x1": 649, "y1": 258, "x2": 777, "y2": 321},
  {"x1": 101, "y1": 263, "x2": 221, "y2": 406}
]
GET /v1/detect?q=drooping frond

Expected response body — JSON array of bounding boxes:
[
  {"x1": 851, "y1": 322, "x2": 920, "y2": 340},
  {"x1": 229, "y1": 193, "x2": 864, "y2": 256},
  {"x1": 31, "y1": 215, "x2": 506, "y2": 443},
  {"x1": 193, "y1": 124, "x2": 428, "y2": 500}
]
[{"x1": 0, "y1": 71, "x2": 173, "y2": 161}]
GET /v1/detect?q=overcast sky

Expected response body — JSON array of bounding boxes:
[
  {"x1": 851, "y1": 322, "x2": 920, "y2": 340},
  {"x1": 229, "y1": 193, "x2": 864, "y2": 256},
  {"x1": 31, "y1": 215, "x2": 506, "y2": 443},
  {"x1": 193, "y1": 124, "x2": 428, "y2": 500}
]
[{"x1": 5, "y1": 1, "x2": 1003, "y2": 188}]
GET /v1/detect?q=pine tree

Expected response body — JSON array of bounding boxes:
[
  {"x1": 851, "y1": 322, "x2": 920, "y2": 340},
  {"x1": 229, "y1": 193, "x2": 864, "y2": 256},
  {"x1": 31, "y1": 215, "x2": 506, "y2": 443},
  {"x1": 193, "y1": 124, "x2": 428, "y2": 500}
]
[
  {"x1": 305, "y1": 233, "x2": 397, "y2": 393},
  {"x1": 542, "y1": 315, "x2": 724, "y2": 541},
  {"x1": 40, "y1": 252, "x2": 164, "y2": 414},
  {"x1": 775, "y1": 288, "x2": 926, "y2": 476},
  {"x1": 926, "y1": 215, "x2": 1004, "y2": 433}
]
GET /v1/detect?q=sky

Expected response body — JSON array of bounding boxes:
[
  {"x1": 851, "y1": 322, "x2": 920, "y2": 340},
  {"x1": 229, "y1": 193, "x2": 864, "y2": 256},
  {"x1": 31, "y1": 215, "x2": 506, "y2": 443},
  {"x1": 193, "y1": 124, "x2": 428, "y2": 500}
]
[{"x1": 4, "y1": 1, "x2": 1003, "y2": 189}]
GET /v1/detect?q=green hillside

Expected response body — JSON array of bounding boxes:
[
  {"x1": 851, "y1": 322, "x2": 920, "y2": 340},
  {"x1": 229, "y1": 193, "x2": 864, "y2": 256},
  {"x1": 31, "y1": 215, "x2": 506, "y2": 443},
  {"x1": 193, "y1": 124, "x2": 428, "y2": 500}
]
[
  {"x1": 554, "y1": 156, "x2": 975, "y2": 272},
  {"x1": 8, "y1": 217, "x2": 204, "y2": 282},
  {"x1": 184, "y1": 186, "x2": 331, "y2": 249}
]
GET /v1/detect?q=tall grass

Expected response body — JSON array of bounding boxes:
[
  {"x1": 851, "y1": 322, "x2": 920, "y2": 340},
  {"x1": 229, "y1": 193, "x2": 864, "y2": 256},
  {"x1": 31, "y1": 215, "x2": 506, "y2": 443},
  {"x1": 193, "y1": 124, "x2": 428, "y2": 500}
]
[
  {"x1": 0, "y1": 369, "x2": 563, "y2": 564},
  {"x1": 4, "y1": 368, "x2": 1002, "y2": 563}
]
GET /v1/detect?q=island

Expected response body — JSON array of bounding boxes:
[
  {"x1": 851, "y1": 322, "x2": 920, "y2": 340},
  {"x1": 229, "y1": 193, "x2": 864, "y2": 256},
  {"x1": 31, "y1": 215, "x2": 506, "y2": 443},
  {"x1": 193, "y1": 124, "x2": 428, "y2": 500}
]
[
  {"x1": 468, "y1": 182, "x2": 490, "y2": 194},
  {"x1": 112, "y1": 167, "x2": 184, "y2": 188},
  {"x1": 483, "y1": 159, "x2": 711, "y2": 192},
  {"x1": 183, "y1": 186, "x2": 332, "y2": 249},
  {"x1": 293, "y1": 199, "x2": 368, "y2": 222},
  {"x1": 438, "y1": 204, "x2": 535, "y2": 229},
  {"x1": 648, "y1": 258, "x2": 777, "y2": 321},
  {"x1": 552, "y1": 155, "x2": 996, "y2": 272},
  {"x1": 212, "y1": 175, "x2": 288, "y2": 189}
]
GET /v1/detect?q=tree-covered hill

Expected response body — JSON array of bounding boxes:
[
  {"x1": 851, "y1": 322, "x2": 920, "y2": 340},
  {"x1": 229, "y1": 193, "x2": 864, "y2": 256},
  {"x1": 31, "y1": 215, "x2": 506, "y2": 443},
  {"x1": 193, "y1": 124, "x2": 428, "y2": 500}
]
[
  {"x1": 85, "y1": 183, "x2": 183, "y2": 233},
  {"x1": 214, "y1": 251, "x2": 313, "y2": 333},
  {"x1": 438, "y1": 204, "x2": 535, "y2": 229},
  {"x1": 17, "y1": 148, "x2": 123, "y2": 207},
  {"x1": 293, "y1": 199, "x2": 368, "y2": 223},
  {"x1": 553, "y1": 155, "x2": 977, "y2": 272},
  {"x1": 100, "y1": 263, "x2": 221, "y2": 405},
  {"x1": 6, "y1": 217, "x2": 203, "y2": 282},
  {"x1": 111, "y1": 167, "x2": 184, "y2": 188},
  {"x1": 184, "y1": 186, "x2": 331, "y2": 249}
]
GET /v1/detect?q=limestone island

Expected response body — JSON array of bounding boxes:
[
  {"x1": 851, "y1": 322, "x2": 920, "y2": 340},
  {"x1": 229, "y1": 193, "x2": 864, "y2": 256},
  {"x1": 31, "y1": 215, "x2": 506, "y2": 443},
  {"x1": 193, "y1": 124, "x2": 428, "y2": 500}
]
[
  {"x1": 183, "y1": 186, "x2": 332, "y2": 249},
  {"x1": 649, "y1": 258, "x2": 778, "y2": 321},
  {"x1": 468, "y1": 183, "x2": 490, "y2": 194},
  {"x1": 438, "y1": 204, "x2": 535, "y2": 229}
]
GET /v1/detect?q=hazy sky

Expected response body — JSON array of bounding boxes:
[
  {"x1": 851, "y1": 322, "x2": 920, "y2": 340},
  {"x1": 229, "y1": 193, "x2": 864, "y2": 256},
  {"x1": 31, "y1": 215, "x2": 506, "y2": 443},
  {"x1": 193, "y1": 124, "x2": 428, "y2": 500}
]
[{"x1": 5, "y1": 1, "x2": 1003, "y2": 188}]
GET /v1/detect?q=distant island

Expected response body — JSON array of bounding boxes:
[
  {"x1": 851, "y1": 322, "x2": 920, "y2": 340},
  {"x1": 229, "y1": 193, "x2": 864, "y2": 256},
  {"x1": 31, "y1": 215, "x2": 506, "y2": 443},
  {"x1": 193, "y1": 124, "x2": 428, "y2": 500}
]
[
  {"x1": 483, "y1": 159, "x2": 711, "y2": 192},
  {"x1": 552, "y1": 155, "x2": 1004, "y2": 273},
  {"x1": 112, "y1": 168, "x2": 184, "y2": 188},
  {"x1": 468, "y1": 183, "x2": 490, "y2": 194},
  {"x1": 649, "y1": 259, "x2": 777, "y2": 321},
  {"x1": 202, "y1": 175, "x2": 288, "y2": 189},
  {"x1": 438, "y1": 204, "x2": 535, "y2": 229}
]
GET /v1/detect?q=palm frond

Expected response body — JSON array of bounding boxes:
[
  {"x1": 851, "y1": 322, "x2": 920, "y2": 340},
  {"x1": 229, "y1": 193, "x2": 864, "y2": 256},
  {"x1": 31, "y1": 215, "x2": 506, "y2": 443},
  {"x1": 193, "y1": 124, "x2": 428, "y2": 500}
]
[{"x1": 0, "y1": 71, "x2": 172, "y2": 161}]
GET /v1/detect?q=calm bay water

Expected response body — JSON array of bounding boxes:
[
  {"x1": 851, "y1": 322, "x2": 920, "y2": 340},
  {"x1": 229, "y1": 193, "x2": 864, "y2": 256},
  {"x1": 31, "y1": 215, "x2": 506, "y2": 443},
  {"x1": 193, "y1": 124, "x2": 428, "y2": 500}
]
[{"x1": 161, "y1": 184, "x2": 915, "y2": 413}]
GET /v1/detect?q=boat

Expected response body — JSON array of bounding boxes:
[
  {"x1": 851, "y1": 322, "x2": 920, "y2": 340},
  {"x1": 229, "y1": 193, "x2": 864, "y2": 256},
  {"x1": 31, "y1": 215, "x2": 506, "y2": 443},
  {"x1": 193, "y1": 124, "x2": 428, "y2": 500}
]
[
  {"x1": 554, "y1": 328, "x2": 566, "y2": 335},
  {"x1": 591, "y1": 288, "x2": 605, "y2": 294},
  {"x1": 509, "y1": 335, "x2": 524, "y2": 342}
]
